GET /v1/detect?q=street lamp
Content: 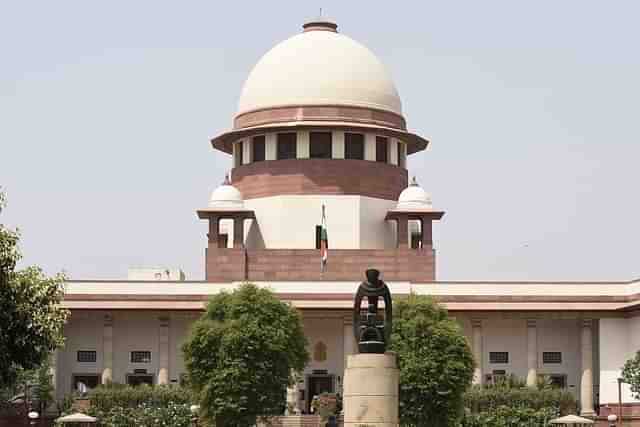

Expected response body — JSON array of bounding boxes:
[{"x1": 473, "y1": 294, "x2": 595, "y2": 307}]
[
  {"x1": 190, "y1": 404, "x2": 200, "y2": 427},
  {"x1": 27, "y1": 411, "x2": 39, "y2": 427},
  {"x1": 608, "y1": 413, "x2": 618, "y2": 427}
]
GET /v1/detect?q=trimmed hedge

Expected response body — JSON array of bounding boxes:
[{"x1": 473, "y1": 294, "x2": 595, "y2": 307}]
[
  {"x1": 460, "y1": 376, "x2": 576, "y2": 427},
  {"x1": 86, "y1": 384, "x2": 195, "y2": 427}
]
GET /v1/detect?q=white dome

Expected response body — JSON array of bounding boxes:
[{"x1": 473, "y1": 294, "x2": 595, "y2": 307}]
[
  {"x1": 208, "y1": 179, "x2": 244, "y2": 210},
  {"x1": 397, "y1": 178, "x2": 432, "y2": 210},
  {"x1": 237, "y1": 24, "x2": 402, "y2": 116}
]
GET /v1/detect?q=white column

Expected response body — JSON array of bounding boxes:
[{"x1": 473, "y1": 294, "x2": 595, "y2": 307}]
[
  {"x1": 364, "y1": 133, "x2": 376, "y2": 161},
  {"x1": 581, "y1": 319, "x2": 596, "y2": 416},
  {"x1": 286, "y1": 377, "x2": 300, "y2": 415},
  {"x1": 102, "y1": 314, "x2": 113, "y2": 384},
  {"x1": 50, "y1": 350, "x2": 58, "y2": 399},
  {"x1": 297, "y1": 131, "x2": 310, "y2": 158},
  {"x1": 158, "y1": 316, "x2": 170, "y2": 385},
  {"x1": 526, "y1": 319, "x2": 538, "y2": 387},
  {"x1": 389, "y1": 139, "x2": 398, "y2": 166},
  {"x1": 398, "y1": 141, "x2": 407, "y2": 168},
  {"x1": 265, "y1": 133, "x2": 277, "y2": 160},
  {"x1": 241, "y1": 139, "x2": 251, "y2": 164},
  {"x1": 232, "y1": 141, "x2": 241, "y2": 167},
  {"x1": 471, "y1": 319, "x2": 483, "y2": 385},
  {"x1": 332, "y1": 131, "x2": 345, "y2": 159}
]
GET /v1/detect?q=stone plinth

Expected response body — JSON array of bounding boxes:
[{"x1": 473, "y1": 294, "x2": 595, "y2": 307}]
[{"x1": 343, "y1": 352, "x2": 399, "y2": 427}]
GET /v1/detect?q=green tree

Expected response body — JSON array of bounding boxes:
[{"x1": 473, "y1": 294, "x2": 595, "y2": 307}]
[
  {"x1": 0, "y1": 190, "x2": 69, "y2": 388},
  {"x1": 182, "y1": 283, "x2": 309, "y2": 427},
  {"x1": 622, "y1": 350, "x2": 640, "y2": 399},
  {"x1": 389, "y1": 294, "x2": 475, "y2": 427}
]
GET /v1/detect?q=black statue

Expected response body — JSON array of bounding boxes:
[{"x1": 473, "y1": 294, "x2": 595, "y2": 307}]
[{"x1": 353, "y1": 269, "x2": 392, "y2": 353}]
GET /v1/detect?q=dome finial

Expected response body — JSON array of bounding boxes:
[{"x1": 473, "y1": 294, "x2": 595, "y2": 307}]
[{"x1": 303, "y1": 20, "x2": 338, "y2": 33}]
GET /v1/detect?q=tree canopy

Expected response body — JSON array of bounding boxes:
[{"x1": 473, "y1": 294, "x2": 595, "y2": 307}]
[
  {"x1": 0, "y1": 190, "x2": 69, "y2": 387},
  {"x1": 182, "y1": 283, "x2": 309, "y2": 427},
  {"x1": 622, "y1": 350, "x2": 640, "y2": 400},
  {"x1": 389, "y1": 293, "x2": 475, "y2": 427}
]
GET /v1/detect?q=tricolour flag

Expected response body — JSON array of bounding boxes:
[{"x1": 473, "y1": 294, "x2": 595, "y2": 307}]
[{"x1": 320, "y1": 204, "x2": 328, "y2": 272}]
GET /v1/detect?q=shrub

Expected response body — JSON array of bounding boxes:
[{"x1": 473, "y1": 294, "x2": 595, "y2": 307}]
[
  {"x1": 389, "y1": 294, "x2": 475, "y2": 427},
  {"x1": 622, "y1": 350, "x2": 640, "y2": 399},
  {"x1": 183, "y1": 283, "x2": 309, "y2": 427},
  {"x1": 460, "y1": 375, "x2": 576, "y2": 427},
  {"x1": 86, "y1": 384, "x2": 194, "y2": 427}
]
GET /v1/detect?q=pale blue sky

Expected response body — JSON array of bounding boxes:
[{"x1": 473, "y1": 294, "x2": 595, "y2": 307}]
[{"x1": 1, "y1": 1, "x2": 638, "y2": 281}]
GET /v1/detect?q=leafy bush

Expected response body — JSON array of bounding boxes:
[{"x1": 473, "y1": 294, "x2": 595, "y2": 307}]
[
  {"x1": 92, "y1": 401, "x2": 192, "y2": 427},
  {"x1": 461, "y1": 405, "x2": 557, "y2": 427},
  {"x1": 460, "y1": 375, "x2": 576, "y2": 427},
  {"x1": 183, "y1": 283, "x2": 309, "y2": 427},
  {"x1": 0, "y1": 359, "x2": 55, "y2": 415},
  {"x1": 86, "y1": 384, "x2": 194, "y2": 427},
  {"x1": 389, "y1": 294, "x2": 475, "y2": 427},
  {"x1": 622, "y1": 350, "x2": 640, "y2": 399},
  {"x1": 0, "y1": 190, "x2": 69, "y2": 388}
]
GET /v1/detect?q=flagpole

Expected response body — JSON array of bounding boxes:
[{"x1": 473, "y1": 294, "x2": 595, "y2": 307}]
[{"x1": 320, "y1": 204, "x2": 327, "y2": 278}]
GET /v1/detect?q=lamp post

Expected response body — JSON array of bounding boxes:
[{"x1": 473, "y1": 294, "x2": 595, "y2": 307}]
[
  {"x1": 27, "y1": 411, "x2": 39, "y2": 427},
  {"x1": 608, "y1": 413, "x2": 618, "y2": 427},
  {"x1": 190, "y1": 404, "x2": 200, "y2": 427}
]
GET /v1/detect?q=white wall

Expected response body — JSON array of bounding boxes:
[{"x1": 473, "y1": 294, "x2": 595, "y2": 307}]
[
  {"x1": 303, "y1": 317, "x2": 345, "y2": 376},
  {"x1": 112, "y1": 312, "x2": 160, "y2": 385},
  {"x1": 482, "y1": 318, "x2": 528, "y2": 379},
  {"x1": 455, "y1": 314, "x2": 581, "y2": 394},
  {"x1": 57, "y1": 311, "x2": 201, "y2": 397},
  {"x1": 537, "y1": 319, "x2": 581, "y2": 395},
  {"x1": 359, "y1": 196, "x2": 397, "y2": 249},
  {"x1": 244, "y1": 195, "x2": 397, "y2": 249},
  {"x1": 300, "y1": 315, "x2": 345, "y2": 411},
  {"x1": 58, "y1": 312, "x2": 103, "y2": 396},
  {"x1": 169, "y1": 314, "x2": 198, "y2": 384},
  {"x1": 599, "y1": 317, "x2": 640, "y2": 404}
]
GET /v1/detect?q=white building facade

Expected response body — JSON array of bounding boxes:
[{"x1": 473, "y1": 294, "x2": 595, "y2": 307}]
[{"x1": 57, "y1": 20, "x2": 640, "y2": 422}]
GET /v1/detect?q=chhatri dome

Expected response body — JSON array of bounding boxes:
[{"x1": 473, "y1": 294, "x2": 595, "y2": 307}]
[
  {"x1": 237, "y1": 21, "x2": 402, "y2": 116},
  {"x1": 396, "y1": 177, "x2": 433, "y2": 210},
  {"x1": 207, "y1": 175, "x2": 244, "y2": 210}
]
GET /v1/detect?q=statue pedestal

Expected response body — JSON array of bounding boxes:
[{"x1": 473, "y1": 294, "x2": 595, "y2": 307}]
[{"x1": 343, "y1": 352, "x2": 399, "y2": 427}]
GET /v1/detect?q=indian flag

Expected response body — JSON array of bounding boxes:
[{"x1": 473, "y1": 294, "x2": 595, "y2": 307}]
[{"x1": 320, "y1": 205, "x2": 328, "y2": 272}]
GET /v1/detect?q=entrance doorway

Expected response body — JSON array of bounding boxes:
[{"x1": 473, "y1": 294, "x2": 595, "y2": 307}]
[{"x1": 306, "y1": 375, "x2": 334, "y2": 414}]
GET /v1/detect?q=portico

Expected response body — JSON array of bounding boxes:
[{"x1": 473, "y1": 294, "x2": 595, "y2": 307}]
[{"x1": 58, "y1": 277, "x2": 640, "y2": 417}]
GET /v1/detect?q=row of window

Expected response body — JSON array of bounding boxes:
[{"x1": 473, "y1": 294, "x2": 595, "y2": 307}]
[
  {"x1": 76, "y1": 350, "x2": 151, "y2": 364},
  {"x1": 234, "y1": 132, "x2": 407, "y2": 167},
  {"x1": 79, "y1": 350, "x2": 563, "y2": 365},
  {"x1": 489, "y1": 351, "x2": 563, "y2": 364}
]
